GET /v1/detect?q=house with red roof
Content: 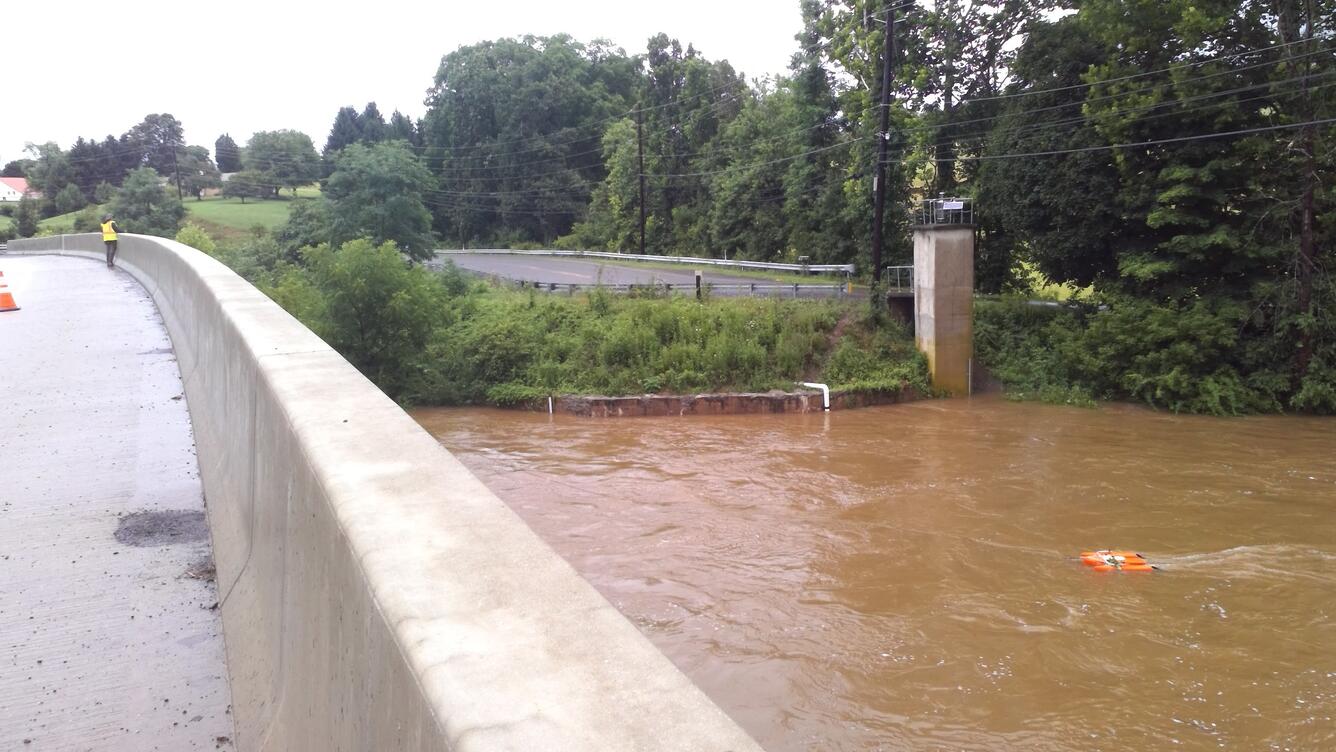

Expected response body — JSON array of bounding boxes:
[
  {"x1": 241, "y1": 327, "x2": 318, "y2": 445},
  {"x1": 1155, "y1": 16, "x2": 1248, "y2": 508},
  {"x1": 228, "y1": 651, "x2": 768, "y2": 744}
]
[{"x1": 0, "y1": 177, "x2": 39, "y2": 203}]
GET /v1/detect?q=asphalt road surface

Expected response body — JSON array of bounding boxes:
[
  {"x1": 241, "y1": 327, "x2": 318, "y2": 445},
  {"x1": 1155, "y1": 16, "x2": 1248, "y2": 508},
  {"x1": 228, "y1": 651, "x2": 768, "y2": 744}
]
[{"x1": 438, "y1": 253, "x2": 782, "y2": 287}]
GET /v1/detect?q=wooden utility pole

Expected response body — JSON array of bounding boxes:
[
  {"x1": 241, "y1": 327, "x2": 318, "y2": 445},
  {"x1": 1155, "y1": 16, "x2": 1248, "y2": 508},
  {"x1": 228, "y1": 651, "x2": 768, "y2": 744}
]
[
  {"x1": 1288, "y1": 0, "x2": 1318, "y2": 378},
  {"x1": 938, "y1": 0, "x2": 958, "y2": 196},
  {"x1": 637, "y1": 107, "x2": 647, "y2": 255},
  {"x1": 171, "y1": 146, "x2": 184, "y2": 201},
  {"x1": 870, "y1": 0, "x2": 896, "y2": 291}
]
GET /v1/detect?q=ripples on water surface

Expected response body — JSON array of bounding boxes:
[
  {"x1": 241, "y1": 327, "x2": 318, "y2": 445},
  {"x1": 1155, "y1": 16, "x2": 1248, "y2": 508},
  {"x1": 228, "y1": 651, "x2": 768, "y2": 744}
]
[{"x1": 412, "y1": 398, "x2": 1336, "y2": 751}]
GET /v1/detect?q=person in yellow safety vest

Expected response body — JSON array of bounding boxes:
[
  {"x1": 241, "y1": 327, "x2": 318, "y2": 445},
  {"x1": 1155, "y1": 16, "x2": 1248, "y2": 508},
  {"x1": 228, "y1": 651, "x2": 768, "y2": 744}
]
[{"x1": 101, "y1": 213, "x2": 120, "y2": 269}]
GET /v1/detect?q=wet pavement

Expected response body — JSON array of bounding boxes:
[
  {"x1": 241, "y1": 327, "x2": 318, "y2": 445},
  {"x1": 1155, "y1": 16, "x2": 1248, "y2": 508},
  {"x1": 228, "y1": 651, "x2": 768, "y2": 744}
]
[{"x1": 0, "y1": 255, "x2": 235, "y2": 750}]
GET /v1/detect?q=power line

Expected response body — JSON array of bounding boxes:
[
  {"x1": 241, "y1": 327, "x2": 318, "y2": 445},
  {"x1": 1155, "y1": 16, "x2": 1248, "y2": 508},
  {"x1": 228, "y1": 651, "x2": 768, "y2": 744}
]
[
  {"x1": 965, "y1": 36, "x2": 1317, "y2": 103},
  {"x1": 959, "y1": 116, "x2": 1336, "y2": 161}
]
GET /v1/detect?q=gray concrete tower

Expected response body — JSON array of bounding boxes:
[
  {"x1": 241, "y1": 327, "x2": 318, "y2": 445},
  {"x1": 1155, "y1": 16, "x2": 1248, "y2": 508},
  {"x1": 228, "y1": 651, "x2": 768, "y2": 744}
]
[{"x1": 912, "y1": 199, "x2": 975, "y2": 395}]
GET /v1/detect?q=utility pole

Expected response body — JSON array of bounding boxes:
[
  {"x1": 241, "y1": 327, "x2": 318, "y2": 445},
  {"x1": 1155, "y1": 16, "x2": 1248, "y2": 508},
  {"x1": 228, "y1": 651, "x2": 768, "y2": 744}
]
[
  {"x1": 1296, "y1": 0, "x2": 1317, "y2": 378},
  {"x1": 870, "y1": 0, "x2": 897, "y2": 293},
  {"x1": 637, "y1": 107, "x2": 647, "y2": 255},
  {"x1": 171, "y1": 146, "x2": 184, "y2": 201}
]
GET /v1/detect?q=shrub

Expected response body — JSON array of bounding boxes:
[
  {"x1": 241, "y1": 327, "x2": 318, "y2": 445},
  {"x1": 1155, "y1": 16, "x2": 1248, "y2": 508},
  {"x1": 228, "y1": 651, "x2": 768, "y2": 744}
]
[
  {"x1": 175, "y1": 223, "x2": 217, "y2": 256},
  {"x1": 72, "y1": 205, "x2": 103, "y2": 233}
]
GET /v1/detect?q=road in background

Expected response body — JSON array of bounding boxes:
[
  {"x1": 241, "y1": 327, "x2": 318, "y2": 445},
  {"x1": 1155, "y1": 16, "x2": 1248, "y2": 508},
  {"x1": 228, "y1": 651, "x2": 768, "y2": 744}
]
[
  {"x1": 439, "y1": 253, "x2": 797, "y2": 286},
  {"x1": 433, "y1": 253, "x2": 862, "y2": 299}
]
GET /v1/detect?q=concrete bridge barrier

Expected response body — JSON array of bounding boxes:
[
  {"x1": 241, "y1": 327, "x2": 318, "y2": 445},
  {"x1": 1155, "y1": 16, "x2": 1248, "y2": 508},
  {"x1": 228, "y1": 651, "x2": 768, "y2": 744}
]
[{"x1": 8, "y1": 234, "x2": 761, "y2": 752}]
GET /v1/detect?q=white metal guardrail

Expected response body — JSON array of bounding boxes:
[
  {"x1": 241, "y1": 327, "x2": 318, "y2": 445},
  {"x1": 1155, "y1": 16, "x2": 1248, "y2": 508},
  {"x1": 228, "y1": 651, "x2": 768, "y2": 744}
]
[
  {"x1": 503, "y1": 279, "x2": 860, "y2": 299},
  {"x1": 437, "y1": 248, "x2": 857, "y2": 275}
]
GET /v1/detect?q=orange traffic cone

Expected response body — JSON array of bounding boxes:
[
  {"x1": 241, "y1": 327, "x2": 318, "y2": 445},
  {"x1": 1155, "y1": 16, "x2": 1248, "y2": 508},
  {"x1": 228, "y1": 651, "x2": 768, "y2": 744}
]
[{"x1": 0, "y1": 290, "x2": 18, "y2": 312}]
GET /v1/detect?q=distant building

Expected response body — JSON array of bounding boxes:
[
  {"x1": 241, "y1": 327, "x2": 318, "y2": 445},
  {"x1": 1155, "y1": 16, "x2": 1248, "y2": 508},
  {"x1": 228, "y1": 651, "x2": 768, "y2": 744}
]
[{"x1": 0, "y1": 177, "x2": 38, "y2": 202}]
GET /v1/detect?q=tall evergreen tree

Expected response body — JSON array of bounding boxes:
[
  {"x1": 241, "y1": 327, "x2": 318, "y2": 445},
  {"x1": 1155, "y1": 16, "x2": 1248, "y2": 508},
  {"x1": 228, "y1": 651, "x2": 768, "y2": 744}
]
[
  {"x1": 357, "y1": 102, "x2": 387, "y2": 144},
  {"x1": 388, "y1": 110, "x2": 417, "y2": 145},
  {"x1": 214, "y1": 133, "x2": 242, "y2": 172},
  {"x1": 323, "y1": 106, "x2": 363, "y2": 156}
]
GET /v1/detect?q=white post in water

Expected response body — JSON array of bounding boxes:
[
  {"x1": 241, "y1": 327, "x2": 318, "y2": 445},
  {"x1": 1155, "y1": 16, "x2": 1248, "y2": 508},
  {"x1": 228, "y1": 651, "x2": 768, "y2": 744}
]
[
  {"x1": 799, "y1": 382, "x2": 830, "y2": 411},
  {"x1": 912, "y1": 198, "x2": 975, "y2": 395}
]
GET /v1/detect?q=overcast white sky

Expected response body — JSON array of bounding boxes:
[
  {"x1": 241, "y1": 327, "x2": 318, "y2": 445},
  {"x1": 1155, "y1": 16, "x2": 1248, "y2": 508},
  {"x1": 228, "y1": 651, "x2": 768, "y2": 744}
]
[{"x1": 3, "y1": 1, "x2": 805, "y2": 165}]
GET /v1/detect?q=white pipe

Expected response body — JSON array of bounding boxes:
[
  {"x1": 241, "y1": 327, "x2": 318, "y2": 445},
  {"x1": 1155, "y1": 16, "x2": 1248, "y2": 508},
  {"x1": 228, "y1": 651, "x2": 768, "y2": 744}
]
[
  {"x1": 548, "y1": 396, "x2": 554, "y2": 415},
  {"x1": 799, "y1": 382, "x2": 830, "y2": 411}
]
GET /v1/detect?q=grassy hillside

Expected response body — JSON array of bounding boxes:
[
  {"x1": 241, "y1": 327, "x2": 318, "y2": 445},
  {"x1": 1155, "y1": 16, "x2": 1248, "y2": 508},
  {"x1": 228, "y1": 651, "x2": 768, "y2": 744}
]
[
  {"x1": 37, "y1": 205, "x2": 99, "y2": 233},
  {"x1": 27, "y1": 185, "x2": 322, "y2": 239},
  {"x1": 187, "y1": 197, "x2": 301, "y2": 230},
  {"x1": 184, "y1": 191, "x2": 320, "y2": 241}
]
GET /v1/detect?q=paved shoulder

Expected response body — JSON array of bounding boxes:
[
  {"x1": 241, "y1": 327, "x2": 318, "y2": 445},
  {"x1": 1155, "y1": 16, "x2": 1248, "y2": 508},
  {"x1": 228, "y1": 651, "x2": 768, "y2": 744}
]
[{"x1": 0, "y1": 256, "x2": 235, "y2": 750}]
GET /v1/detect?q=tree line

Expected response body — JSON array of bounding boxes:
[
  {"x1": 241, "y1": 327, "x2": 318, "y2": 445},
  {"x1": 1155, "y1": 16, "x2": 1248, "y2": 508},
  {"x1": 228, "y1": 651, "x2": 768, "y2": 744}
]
[
  {"x1": 402, "y1": 0, "x2": 1332, "y2": 412},
  {"x1": 5, "y1": 0, "x2": 1332, "y2": 412}
]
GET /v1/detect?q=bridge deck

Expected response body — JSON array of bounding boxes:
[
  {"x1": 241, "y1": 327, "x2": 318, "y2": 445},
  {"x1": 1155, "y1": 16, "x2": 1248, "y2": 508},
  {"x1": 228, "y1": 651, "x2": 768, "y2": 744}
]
[{"x1": 0, "y1": 255, "x2": 235, "y2": 749}]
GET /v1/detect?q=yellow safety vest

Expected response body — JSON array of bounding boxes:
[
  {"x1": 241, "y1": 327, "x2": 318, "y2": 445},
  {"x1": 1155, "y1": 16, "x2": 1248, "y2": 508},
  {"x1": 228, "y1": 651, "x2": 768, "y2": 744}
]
[{"x1": 101, "y1": 220, "x2": 118, "y2": 242}]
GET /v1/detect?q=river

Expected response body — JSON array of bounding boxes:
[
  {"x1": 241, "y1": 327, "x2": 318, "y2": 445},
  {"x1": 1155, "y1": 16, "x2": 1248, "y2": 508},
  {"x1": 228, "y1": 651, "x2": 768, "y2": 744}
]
[{"x1": 411, "y1": 397, "x2": 1336, "y2": 751}]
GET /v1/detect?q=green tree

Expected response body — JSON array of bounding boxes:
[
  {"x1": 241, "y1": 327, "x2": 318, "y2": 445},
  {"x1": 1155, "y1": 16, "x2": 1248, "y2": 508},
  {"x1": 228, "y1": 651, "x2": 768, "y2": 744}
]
[
  {"x1": 2, "y1": 159, "x2": 30, "y2": 178},
  {"x1": 15, "y1": 195, "x2": 39, "y2": 237},
  {"x1": 388, "y1": 110, "x2": 417, "y2": 145},
  {"x1": 54, "y1": 183, "x2": 87, "y2": 214},
  {"x1": 111, "y1": 167, "x2": 186, "y2": 236},
  {"x1": 242, "y1": 130, "x2": 321, "y2": 196},
  {"x1": 73, "y1": 205, "x2": 102, "y2": 233},
  {"x1": 221, "y1": 170, "x2": 269, "y2": 203},
  {"x1": 214, "y1": 133, "x2": 242, "y2": 172},
  {"x1": 126, "y1": 113, "x2": 185, "y2": 176},
  {"x1": 24, "y1": 142, "x2": 75, "y2": 207},
  {"x1": 175, "y1": 223, "x2": 217, "y2": 255},
  {"x1": 292, "y1": 239, "x2": 449, "y2": 397},
  {"x1": 324, "y1": 142, "x2": 436, "y2": 260},
  {"x1": 93, "y1": 181, "x2": 116, "y2": 204},
  {"x1": 177, "y1": 146, "x2": 222, "y2": 200},
  {"x1": 975, "y1": 18, "x2": 1122, "y2": 289},
  {"x1": 563, "y1": 118, "x2": 649, "y2": 251},
  {"x1": 422, "y1": 35, "x2": 639, "y2": 245},
  {"x1": 357, "y1": 102, "x2": 387, "y2": 143},
  {"x1": 67, "y1": 137, "x2": 105, "y2": 197},
  {"x1": 323, "y1": 106, "x2": 362, "y2": 156},
  {"x1": 274, "y1": 200, "x2": 331, "y2": 258}
]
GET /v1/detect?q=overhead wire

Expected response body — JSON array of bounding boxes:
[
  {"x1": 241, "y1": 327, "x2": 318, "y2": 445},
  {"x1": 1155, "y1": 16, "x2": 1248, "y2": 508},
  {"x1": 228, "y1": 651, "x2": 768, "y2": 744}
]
[{"x1": 39, "y1": 32, "x2": 1332, "y2": 217}]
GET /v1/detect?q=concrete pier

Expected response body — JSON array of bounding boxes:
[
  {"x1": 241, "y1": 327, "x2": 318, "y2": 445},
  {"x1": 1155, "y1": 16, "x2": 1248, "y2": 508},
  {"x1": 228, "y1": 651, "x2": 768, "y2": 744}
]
[{"x1": 912, "y1": 224, "x2": 975, "y2": 394}]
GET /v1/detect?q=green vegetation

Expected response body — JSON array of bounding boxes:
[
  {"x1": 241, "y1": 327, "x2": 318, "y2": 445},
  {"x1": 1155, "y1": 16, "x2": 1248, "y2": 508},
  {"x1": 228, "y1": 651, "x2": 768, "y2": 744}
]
[
  {"x1": 186, "y1": 196, "x2": 304, "y2": 231},
  {"x1": 111, "y1": 168, "x2": 185, "y2": 237},
  {"x1": 242, "y1": 130, "x2": 321, "y2": 196},
  {"x1": 412, "y1": 288, "x2": 925, "y2": 405},
  {"x1": 37, "y1": 204, "x2": 93, "y2": 233},
  {"x1": 186, "y1": 227, "x2": 926, "y2": 406},
  {"x1": 175, "y1": 224, "x2": 217, "y2": 256},
  {"x1": 975, "y1": 294, "x2": 1336, "y2": 416},
  {"x1": 15, "y1": 1, "x2": 1332, "y2": 415},
  {"x1": 324, "y1": 142, "x2": 435, "y2": 260}
]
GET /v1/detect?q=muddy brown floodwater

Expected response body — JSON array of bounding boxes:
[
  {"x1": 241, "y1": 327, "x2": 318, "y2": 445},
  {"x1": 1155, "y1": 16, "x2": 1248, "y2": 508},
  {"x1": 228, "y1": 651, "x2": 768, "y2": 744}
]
[{"x1": 411, "y1": 397, "x2": 1336, "y2": 751}]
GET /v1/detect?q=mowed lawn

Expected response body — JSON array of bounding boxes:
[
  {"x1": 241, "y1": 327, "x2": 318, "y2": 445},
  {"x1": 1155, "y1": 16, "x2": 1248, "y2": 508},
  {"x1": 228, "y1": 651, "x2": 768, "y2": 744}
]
[
  {"x1": 24, "y1": 186, "x2": 322, "y2": 240},
  {"x1": 37, "y1": 205, "x2": 101, "y2": 233},
  {"x1": 186, "y1": 196, "x2": 307, "y2": 231}
]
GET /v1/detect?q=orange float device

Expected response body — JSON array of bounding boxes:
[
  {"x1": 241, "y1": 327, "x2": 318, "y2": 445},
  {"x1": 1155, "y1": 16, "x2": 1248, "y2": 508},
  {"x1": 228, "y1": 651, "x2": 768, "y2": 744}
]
[{"x1": 1080, "y1": 550, "x2": 1156, "y2": 572}]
